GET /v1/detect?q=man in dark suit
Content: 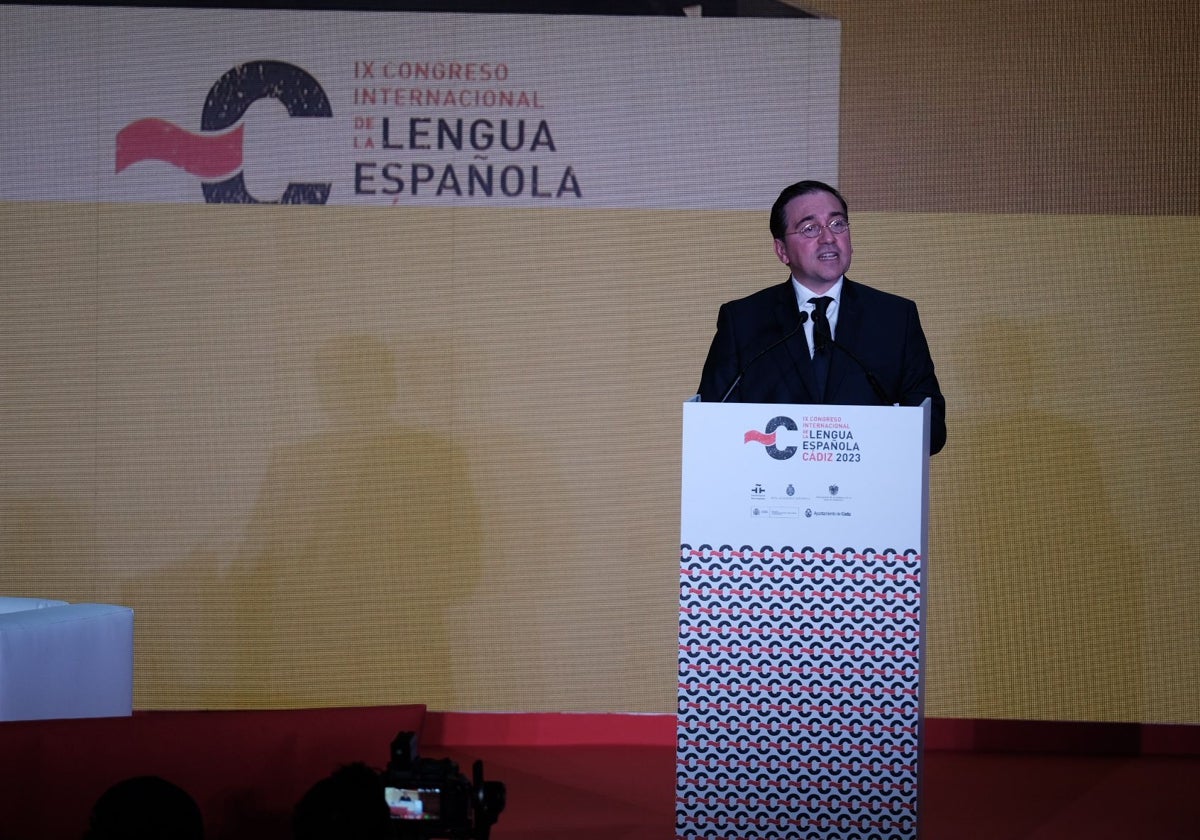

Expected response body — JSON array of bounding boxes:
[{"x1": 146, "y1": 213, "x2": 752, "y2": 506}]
[{"x1": 698, "y1": 180, "x2": 947, "y2": 455}]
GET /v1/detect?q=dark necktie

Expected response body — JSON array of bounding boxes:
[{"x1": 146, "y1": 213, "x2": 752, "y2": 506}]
[{"x1": 809, "y1": 296, "x2": 833, "y2": 400}]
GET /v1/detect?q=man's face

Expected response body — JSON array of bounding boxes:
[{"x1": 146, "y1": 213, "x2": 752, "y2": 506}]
[{"x1": 772, "y1": 190, "x2": 852, "y2": 292}]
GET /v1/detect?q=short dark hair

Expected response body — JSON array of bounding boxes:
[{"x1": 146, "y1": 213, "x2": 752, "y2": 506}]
[
  {"x1": 85, "y1": 776, "x2": 204, "y2": 840},
  {"x1": 769, "y1": 180, "x2": 849, "y2": 240},
  {"x1": 293, "y1": 762, "x2": 390, "y2": 840}
]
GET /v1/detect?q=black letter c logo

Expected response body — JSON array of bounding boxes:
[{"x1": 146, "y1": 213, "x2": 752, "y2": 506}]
[
  {"x1": 764, "y1": 415, "x2": 797, "y2": 460},
  {"x1": 200, "y1": 61, "x2": 332, "y2": 204}
]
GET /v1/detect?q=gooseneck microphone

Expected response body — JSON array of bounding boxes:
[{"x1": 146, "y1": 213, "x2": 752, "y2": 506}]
[
  {"x1": 822, "y1": 336, "x2": 894, "y2": 406},
  {"x1": 720, "y1": 311, "x2": 809, "y2": 403}
]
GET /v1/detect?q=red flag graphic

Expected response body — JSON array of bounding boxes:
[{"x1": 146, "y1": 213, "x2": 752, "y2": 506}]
[
  {"x1": 744, "y1": 430, "x2": 777, "y2": 445},
  {"x1": 115, "y1": 118, "x2": 244, "y2": 178}
]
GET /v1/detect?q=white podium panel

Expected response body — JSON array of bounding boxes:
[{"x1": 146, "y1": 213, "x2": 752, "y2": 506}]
[{"x1": 677, "y1": 401, "x2": 930, "y2": 840}]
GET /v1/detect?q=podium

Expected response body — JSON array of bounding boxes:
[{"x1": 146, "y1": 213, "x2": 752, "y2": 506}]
[{"x1": 677, "y1": 400, "x2": 931, "y2": 839}]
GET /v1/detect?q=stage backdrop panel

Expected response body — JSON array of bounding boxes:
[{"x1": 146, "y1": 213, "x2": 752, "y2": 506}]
[{"x1": 3, "y1": 3, "x2": 1198, "y2": 726}]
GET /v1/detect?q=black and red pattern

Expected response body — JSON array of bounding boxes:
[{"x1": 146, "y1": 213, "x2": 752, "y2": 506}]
[{"x1": 677, "y1": 544, "x2": 923, "y2": 840}]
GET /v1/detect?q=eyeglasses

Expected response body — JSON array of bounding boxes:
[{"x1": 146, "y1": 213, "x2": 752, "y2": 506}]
[{"x1": 788, "y1": 218, "x2": 850, "y2": 238}]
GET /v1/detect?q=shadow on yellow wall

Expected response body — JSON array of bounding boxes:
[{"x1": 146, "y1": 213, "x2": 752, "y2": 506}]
[{"x1": 939, "y1": 320, "x2": 1145, "y2": 722}]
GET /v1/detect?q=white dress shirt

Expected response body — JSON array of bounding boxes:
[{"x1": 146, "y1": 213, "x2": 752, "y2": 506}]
[{"x1": 791, "y1": 275, "x2": 844, "y2": 357}]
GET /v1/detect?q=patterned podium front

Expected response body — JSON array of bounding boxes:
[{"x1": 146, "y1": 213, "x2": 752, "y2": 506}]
[
  {"x1": 678, "y1": 401, "x2": 930, "y2": 840},
  {"x1": 676, "y1": 543, "x2": 922, "y2": 839}
]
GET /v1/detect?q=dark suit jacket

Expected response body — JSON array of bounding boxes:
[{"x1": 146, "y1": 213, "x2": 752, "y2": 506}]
[{"x1": 698, "y1": 277, "x2": 947, "y2": 455}]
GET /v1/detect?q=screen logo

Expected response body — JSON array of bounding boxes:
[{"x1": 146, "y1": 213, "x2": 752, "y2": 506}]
[{"x1": 116, "y1": 60, "x2": 333, "y2": 204}]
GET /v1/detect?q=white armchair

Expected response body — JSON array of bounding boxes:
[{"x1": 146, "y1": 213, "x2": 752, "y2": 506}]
[{"x1": 0, "y1": 598, "x2": 134, "y2": 721}]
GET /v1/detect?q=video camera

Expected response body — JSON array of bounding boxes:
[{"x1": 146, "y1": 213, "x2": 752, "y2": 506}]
[{"x1": 382, "y1": 731, "x2": 506, "y2": 840}]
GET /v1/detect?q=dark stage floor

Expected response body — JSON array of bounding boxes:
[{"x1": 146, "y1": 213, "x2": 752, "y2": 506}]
[{"x1": 441, "y1": 744, "x2": 1200, "y2": 839}]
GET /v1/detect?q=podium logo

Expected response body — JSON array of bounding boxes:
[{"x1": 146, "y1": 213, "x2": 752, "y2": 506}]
[
  {"x1": 744, "y1": 415, "x2": 798, "y2": 461},
  {"x1": 116, "y1": 60, "x2": 333, "y2": 204}
]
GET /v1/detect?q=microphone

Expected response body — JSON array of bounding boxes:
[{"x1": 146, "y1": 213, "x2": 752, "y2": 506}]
[
  {"x1": 720, "y1": 311, "x2": 808, "y2": 402},
  {"x1": 810, "y1": 304, "x2": 892, "y2": 406},
  {"x1": 826, "y1": 338, "x2": 894, "y2": 406}
]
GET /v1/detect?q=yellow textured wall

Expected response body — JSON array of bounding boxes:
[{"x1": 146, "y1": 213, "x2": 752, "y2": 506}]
[{"x1": 3, "y1": 203, "x2": 1197, "y2": 722}]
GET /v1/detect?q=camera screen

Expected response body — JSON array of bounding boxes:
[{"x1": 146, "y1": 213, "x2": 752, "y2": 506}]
[{"x1": 385, "y1": 785, "x2": 441, "y2": 821}]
